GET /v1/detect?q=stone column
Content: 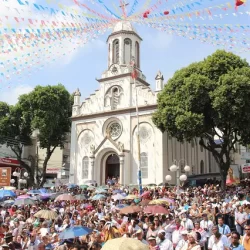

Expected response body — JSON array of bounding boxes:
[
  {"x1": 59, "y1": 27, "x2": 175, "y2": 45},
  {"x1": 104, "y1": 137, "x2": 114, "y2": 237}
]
[
  {"x1": 119, "y1": 154, "x2": 125, "y2": 185},
  {"x1": 90, "y1": 156, "x2": 95, "y2": 181}
]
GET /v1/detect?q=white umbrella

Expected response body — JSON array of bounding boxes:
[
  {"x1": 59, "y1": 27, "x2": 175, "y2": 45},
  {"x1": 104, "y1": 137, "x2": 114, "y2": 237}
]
[{"x1": 112, "y1": 194, "x2": 126, "y2": 201}]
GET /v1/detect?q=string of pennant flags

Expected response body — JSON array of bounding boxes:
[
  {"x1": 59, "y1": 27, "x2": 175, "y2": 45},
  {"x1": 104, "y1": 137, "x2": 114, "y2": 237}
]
[{"x1": 0, "y1": 0, "x2": 249, "y2": 84}]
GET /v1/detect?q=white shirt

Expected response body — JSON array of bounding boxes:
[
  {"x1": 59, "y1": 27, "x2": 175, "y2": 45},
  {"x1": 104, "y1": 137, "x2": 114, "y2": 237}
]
[
  {"x1": 175, "y1": 239, "x2": 188, "y2": 250},
  {"x1": 200, "y1": 220, "x2": 214, "y2": 238},
  {"x1": 157, "y1": 238, "x2": 173, "y2": 250},
  {"x1": 208, "y1": 235, "x2": 230, "y2": 250},
  {"x1": 27, "y1": 239, "x2": 40, "y2": 250},
  {"x1": 181, "y1": 218, "x2": 194, "y2": 231}
]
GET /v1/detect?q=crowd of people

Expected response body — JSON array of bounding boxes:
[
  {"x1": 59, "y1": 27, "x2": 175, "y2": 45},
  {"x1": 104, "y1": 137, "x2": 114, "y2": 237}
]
[{"x1": 0, "y1": 181, "x2": 250, "y2": 250}]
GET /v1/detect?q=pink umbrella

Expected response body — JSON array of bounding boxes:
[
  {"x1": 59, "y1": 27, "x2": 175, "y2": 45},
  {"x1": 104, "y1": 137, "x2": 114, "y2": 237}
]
[
  {"x1": 140, "y1": 191, "x2": 151, "y2": 198},
  {"x1": 55, "y1": 194, "x2": 75, "y2": 202},
  {"x1": 144, "y1": 205, "x2": 168, "y2": 215},
  {"x1": 17, "y1": 195, "x2": 30, "y2": 199},
  {"x1": 161, "y1": 197, "x2": 175, "y2": 203}
]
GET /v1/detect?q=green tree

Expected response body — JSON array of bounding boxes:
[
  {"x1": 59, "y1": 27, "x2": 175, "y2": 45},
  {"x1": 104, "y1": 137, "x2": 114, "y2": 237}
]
[
  {"x1": 153, "y1": 50, "x2": 250, "y2": 189},
  {"x1": 0, "y1": 99, "x2": 34, "y2": 182},
  {"x1": 26, "y1": 84, "x2": 72, "y2": 187}
]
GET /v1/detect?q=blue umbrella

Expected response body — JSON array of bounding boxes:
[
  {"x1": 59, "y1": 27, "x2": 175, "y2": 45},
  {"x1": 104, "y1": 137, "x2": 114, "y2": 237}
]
[
  {"x1": 39, "y1": 188, "x2": 47, "y2": 193},
  {"x1": 92, "y1": 194, "x2": 106, "y2": 200},
  {"x1": 115, "y1": 204, "x2": 129, "y2": 210},
  {"x1": 0, "y1": 190, "x2": 16, "y2": 198},
  {"x1": 27, "y1": 190, "x2": 41, "y2": 195},
  {"x1": 67, "y1": 184, "x2": 78, "y2": 189},
  {"x1": 113, "y1": 190, "x2": 123, "y2": 194},
  {"x1": 59, "y1": 226, "x2": 93, "y2": 239}
]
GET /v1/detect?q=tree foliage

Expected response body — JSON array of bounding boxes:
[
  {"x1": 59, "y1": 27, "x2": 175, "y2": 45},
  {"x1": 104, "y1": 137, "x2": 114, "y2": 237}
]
[
  {"x1": 153, "y1": 50, "x2": 250, "y2": 189},
  {"x1": 0, "y1": 99, "x2": 33, "y2": 178},
  {"x1": 25, "y1": 84, "x2": 72, "y2": 186},
  {"x1": 0, "y1": 84, "x2": 72, "y2": 187}
]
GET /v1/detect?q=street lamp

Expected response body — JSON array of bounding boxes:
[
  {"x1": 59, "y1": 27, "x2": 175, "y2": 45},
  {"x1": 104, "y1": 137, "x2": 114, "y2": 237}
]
[
  {"x1": 12, "y1": 168, "x2": 28, "y2": 189},
  {"x1": 10, "y1": 179, "x2": 15, "y2": 186},
  {"x1": 167, "y1": 159, "x2": 191, "y2": 191}
]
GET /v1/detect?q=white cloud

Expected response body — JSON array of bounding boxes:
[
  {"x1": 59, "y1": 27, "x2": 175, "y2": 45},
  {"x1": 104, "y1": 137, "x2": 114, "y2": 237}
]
[{"x1": 0, "y1": 85, "x2": 33, "y2": 105}]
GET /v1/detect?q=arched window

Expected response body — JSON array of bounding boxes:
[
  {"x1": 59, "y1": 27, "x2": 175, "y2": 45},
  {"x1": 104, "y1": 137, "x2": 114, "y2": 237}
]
[
  {"x1": 135, "y1": 41, "x2": 140, "y2": 68},
  {"x1": 82, "y1": 156, "x2": 89, "y2": 179},
  {"x1": 111, "y1": 87, "x2": 119, "y2": 110},
  {"x1": 140, "y1": 152, "x2": 148, "y2": 179},
  {"x1": 108, "y1": 43, "x2": 110, "y2": 65},
  {"x1": 113, "y1": 39, "x2": 119, "y2": 64},
  {"x1": 200, "y1": 160, "x2": 204, "y2": 174},
  {"x1": 200, "y1": 145, "x2": 203, "y2": 152},
  {"x1": 124, "y1": 38, "x2": 132, "y2": 64}
]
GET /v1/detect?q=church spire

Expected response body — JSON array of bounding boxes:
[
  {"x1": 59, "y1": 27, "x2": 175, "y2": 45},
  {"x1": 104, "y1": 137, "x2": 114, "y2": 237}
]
[{"x1": 107, "y1": 21, "x2": 142, "y2": 69}]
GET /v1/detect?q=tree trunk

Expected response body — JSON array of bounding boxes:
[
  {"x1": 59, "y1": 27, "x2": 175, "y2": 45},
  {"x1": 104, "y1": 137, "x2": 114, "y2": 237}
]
[
  {"x1": 18, "y1": 158, "x2": 35, "y2": 187},
  {"x1": 38, "y1": 146, "x2": 56, "y2": 187},
  {"x1": 219, "y1": 162, "x2": 230, "y2": 191},
  {"x1": 39, "y1": 155, "x2": 51, "y2": 188}
]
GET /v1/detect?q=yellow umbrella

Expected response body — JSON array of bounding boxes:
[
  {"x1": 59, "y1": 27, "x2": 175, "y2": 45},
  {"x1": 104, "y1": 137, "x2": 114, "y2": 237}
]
[
  {"x1": 102, "y1": 238, "x2": 149, "y2": 250},
  {"x1": 124, "y1": 194, "x2": 138, "y2": 200},
  {"x1": 149, "y1": 199, "x2": 169, "y2": 206},
  {"x1": 34, "y1": 210, "x2": 58, "y2": 220}
]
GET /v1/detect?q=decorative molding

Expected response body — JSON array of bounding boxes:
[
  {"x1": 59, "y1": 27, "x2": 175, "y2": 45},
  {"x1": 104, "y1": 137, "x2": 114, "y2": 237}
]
[{"x1": 72, "y1": 104, "x2": 157, "y2": 121}]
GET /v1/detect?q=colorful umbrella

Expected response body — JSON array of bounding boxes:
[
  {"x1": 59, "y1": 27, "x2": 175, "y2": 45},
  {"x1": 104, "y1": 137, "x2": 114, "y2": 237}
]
[
  {"x1": 102, "y1": 238, "x2": 149, "y2": 250},
  {"x1": 59, "y1": 226, "x2": 93, "y2": 239},
  {"x1": 94, "y1": 189, "x2": 108, "y2": 194},
  {"x1": 144, "y1": 205, "x2": 168, "y2": 215},
  {"x1": 34, "y1": 209, "x2": 58, "y2": 220},
  {"x1": 149, "y1": 199, "x2": 169, "y2": 206},
  {"x1": 13, "y1": 198, "x2": 35, "y2": 206},
  {"x1": 17, "y1": 195, "x2": 30, "y2": 199},
  {"x1": 75, "y1": 194, "x2": 88, "y2": 200},
  {"x1": 79, "y1": 185, "x2": 88, "y2": 189},
  {"x1": 55, "y1": 194, "x2": 75, "y2": 202},
  {"x1": 27, "y1": 190, "x2": 41, "y2": 195},
  {"x1": 140, "y1": 191, "x2": 151, "y2": 198},
  {"x1": 119, "y1": 205, "x2": 142, "y2": 214},
  {"x1": 0, "y1": 190, "x2": 16, "y2": 198},
  {"x1": 124, "y1": 195, "x2": 138, "y2": 200},
  {"x1": 92, "y1": 194, "x2": 106, "y2": 200},
  {"x1": 111, "y1": 194, "x2": 126, "y2": 201},
  {"x1": 115, "y1": 204, "x2": 129, "y2": 210}
]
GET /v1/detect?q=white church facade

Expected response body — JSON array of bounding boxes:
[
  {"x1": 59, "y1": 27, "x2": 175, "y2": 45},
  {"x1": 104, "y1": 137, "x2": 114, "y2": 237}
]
[{"x1": 69, "y1": 21, "x2": 219, "y2": 186}]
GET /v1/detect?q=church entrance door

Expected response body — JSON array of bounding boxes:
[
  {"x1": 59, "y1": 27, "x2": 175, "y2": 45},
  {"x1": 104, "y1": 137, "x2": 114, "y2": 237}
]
[{"x1": 105, "y1": 154, "x2": 120, "y2": 183}]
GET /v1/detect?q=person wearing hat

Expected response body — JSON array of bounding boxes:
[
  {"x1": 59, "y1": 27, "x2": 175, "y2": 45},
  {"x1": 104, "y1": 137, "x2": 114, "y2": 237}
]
[
  {"x1": 200, "y1": 213, "x2": 213, "y2": 250},
  {"x1": 175, "y1": 230, "x2": 188, "y2": 250},
  {"x1": 3, "y1": 233, "x2": 14, "y2": 250},
  {"x1": 180, "y1": 232, "x2": 201, "y2": 250},
  {"x1": 147, "y1": 235, "x2": 159, "y2": 250},
  {"x1": 156, "y1": 230, "x2": 173, "y2": 250},
  {"x1": 26, "y1": 232, "x2": 41, "y2": 250},
  {"x1": 134, "y1": 229, "x2": 148, "y2": 245}
]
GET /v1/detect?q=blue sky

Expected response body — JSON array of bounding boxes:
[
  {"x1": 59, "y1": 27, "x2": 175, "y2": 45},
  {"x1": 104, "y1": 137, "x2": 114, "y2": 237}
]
[{"x1": 0, "y1": 0, "x2": 250, "y2": 104}]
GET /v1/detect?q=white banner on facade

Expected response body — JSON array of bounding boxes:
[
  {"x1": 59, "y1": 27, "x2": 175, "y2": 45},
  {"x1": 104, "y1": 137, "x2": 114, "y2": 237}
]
[
  {"x1": 240, "y1": 152, "x2": 250, "y2": 160},
  {"x1": 241, "y1": 164, "x2": 250, "y2": 173}
]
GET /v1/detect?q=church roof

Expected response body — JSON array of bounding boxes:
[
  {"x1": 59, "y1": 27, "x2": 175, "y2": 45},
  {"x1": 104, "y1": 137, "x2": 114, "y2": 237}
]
[{"x1": 112, "y1": 21, "x2": 137, "y2": 33}]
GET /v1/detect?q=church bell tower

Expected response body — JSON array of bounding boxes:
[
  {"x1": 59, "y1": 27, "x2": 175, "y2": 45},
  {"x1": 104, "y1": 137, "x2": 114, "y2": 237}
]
[{"x1": 107, "y1": 21, "x2": 142, "y2": 71}]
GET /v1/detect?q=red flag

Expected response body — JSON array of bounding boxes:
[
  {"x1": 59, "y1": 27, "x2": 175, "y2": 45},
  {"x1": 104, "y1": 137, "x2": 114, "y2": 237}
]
[{"x1": 130, "y1": 60, "x2": 138, "y2": 79}]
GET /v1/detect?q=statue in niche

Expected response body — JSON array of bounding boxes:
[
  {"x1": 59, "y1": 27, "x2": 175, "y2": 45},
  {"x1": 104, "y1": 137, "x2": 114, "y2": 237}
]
[
  {"x1": 117, "y1": 142, "x2": 124, "y2": 152},
  {"x1": 90, "y1": 144, "x2": 95, "y2": 155},
  {"x1": 104, "y1": 96, "x2": 111, "y2": 107}
]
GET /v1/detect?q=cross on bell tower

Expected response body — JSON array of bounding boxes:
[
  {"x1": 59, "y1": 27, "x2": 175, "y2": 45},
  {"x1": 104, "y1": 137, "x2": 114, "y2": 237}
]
[{"x1": 119, "y1": 1, "x2": 129, "y2": 18}]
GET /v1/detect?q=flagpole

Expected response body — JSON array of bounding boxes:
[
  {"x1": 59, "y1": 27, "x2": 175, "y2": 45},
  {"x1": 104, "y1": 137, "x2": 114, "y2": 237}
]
[
  {"x1": 130, "y1": 58, "x2": 143, "y2": 195},
  {"x1": 135, "y1": 77, "x2": 143, "y2": 195}
]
